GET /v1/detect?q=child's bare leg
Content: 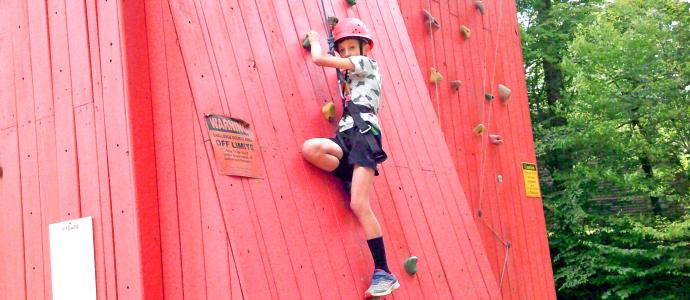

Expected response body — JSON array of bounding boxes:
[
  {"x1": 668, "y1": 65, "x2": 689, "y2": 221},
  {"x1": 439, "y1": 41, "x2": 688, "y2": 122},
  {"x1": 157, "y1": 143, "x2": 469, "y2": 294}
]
[
  {"x1": 349, "y1": 165, "x2": 381, "y2": 239},
  {"x1": 302, "y1": 138, "x2": 343, "y2": 171}
]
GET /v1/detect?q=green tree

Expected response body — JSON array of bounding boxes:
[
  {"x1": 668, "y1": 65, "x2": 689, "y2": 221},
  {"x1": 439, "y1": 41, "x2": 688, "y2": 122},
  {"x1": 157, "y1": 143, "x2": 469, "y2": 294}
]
[{"x1": 519, "y1": 0, "x2": 690, "y2": 298}]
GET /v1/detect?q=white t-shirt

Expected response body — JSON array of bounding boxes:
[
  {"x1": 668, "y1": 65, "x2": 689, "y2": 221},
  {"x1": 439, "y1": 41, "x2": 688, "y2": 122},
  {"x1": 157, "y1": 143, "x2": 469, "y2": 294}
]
[{"x1": 337, "y1": 55, "x2": 382, "y2": 133}]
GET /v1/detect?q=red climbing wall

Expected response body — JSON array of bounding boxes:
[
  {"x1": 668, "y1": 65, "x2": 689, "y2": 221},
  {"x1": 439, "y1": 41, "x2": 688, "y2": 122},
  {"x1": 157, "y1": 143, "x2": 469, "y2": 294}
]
[
  {"x1": 155, "y1": 0, "x2": 500, "y2": 298},
  {"x1": 1, "y1": 0, "x2": 553, "y2": 299},
  {"x1": 396, "y1": 0, "x2": 557, "y2": 299}
]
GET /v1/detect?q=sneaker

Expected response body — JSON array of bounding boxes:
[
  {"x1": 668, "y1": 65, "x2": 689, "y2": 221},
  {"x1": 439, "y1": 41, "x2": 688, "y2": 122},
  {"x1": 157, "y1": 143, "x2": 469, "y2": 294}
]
[{"x1": 364, "y1": 269, "x2": 400, "y2": 298}]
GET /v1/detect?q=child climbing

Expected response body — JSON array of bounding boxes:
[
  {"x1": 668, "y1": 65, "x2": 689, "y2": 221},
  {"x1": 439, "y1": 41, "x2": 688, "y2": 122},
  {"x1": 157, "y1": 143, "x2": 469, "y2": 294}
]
[{"x1": 301, "y1": 17, "x2": 400, "y2": 299}]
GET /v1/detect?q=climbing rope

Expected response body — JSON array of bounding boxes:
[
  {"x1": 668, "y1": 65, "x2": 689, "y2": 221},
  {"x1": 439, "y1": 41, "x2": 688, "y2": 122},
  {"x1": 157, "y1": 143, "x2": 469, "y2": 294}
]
[
  {"x1": 474, "y1": 0, "x2": 512, "y2": 289},
  {"x1": 425, "y1": 3, "x2": 442, "y2": 122}
]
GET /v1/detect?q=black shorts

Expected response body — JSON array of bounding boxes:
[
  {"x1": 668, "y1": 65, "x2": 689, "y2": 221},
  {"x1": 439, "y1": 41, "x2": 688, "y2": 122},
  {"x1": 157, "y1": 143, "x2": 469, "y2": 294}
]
[{"x1": 329, "y1": 128, "x2": 387, "y2": 181}]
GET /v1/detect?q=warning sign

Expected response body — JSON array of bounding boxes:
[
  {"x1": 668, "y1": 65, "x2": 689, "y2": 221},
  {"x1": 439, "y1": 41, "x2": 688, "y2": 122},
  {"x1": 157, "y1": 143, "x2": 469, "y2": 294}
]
[
  {"x1": 206, "y1": 115, "x2": 262, "y2": 178},
  {"x1": 521, "y1": 162, "x2": 541, "y2": 197}
]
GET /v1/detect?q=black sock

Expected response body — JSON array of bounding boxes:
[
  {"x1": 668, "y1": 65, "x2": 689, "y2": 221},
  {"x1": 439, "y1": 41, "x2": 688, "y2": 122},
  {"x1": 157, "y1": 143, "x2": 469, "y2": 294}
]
[{"x1": 367, "y1": 237, "x2": 390, "y2": 273}]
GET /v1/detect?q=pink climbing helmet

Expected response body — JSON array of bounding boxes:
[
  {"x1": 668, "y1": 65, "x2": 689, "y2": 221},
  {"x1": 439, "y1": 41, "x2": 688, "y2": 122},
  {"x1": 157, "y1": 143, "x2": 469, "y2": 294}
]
[{"x1": 333, "y1": 17, "x2": 374, "y2": 50}]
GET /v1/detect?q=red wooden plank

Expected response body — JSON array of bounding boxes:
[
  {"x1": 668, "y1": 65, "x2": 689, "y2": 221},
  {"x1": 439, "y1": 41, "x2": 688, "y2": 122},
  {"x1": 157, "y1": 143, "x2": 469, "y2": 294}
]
[
  {"x1": 65, "y1": 0, "x2": 93, "y2": 108},
  {"x1": 147, "y1": 0, "x2": 185, "y2": 297},
  {"x1": 48, "y1": 0, "x2": 81, "y2": 222},
  {"x1": 447, "y1": 6, "x2": 475, "y2": 202},
  {"x1": 360, "y1": 1, "x2": 494, "y2": 298},
  {"x1": 254, "y1": 0, "x2": 369, "y2": 297},
  {"x1": 194, "y1": 119, "x2": 233, "y2": 300},
  {"x1": 355, "y1": 3, "x2": 456, "y2": 298},
  {"x1": 196, "y1": 0, "x2": 308, "y2": 298},
  {"x1": 164, "y1": 0, "x2": 276, "y2": 298},
  {"x1": 12, "y1": 0, "x2": 48, "y2": 296},
  {"x1": 27, "y1": 0, "x2": 54, "y2": 121},
  {"x1": 0, "y1": 128, "x2": 27, "y2": 300},
  {"x1": 170, "y1": 65, "x2": 207, "y2": 300},
  {"x1": 120, "y1": 0, "x2": 165, "y2": 297},
  {"x1": 85, "y1": 0, "x2": 119, "y2": 297},
  {"x1": 384, "y1": 2, "x2": 502, "y2": 298},
  {"x1": 507, "y1": 24, "x2": 557, "y2": 298},
  {"x1": 495, "y1": 33, "x2": 534, "y2": 300},
  {"x1": 96, "y1": 0, "x2": 144, "y2": 296},
  {"x1": 0, "y1": 8, "x2": 17, "y2": 130},
  {"x1": 73, "y1": 103, "x2": 110, "y2": 299}
]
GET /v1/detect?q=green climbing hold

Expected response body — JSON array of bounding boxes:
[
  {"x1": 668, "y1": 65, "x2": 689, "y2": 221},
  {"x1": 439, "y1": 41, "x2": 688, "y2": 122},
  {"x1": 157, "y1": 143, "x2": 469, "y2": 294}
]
[
  {"x1": 347, "y1": 0, "x2": 357, "y2": 5},
  {"x1": 302, "y1": 37, "x2": 311, "y2": 49},
  {"x1": 484, "y1": 92, "x2": 494, "y2": 101},
  {"x1": 404, "y1": 256, "x2": 418, "y2": 275}
]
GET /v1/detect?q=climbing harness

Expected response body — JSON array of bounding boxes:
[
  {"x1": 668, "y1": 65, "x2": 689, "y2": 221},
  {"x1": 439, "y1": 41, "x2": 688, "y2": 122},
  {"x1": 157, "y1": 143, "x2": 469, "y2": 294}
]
[
  {"x1": 343, "y1": 102, "x2": 387, "y2": 163},
  {"x1": 314, "y1": 1, "x2": 386, "y2": 163}
]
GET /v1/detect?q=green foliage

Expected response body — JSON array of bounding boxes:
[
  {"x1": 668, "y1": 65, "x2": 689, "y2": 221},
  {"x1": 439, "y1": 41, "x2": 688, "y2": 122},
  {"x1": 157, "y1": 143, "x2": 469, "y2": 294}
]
[
  {"x1": 519, "y1": 0, "x2": 690, "y2": 298},
  {"x1": 551, "y1": 214, "x2": 690, "y2": 299}
]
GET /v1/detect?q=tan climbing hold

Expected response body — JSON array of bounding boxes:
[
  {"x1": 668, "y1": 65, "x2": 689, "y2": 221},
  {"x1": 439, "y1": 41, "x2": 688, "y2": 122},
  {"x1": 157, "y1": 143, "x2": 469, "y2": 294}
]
[
  {"x1": 429, "y1": 67, "x2": 443, "y2": 83},
  {"x1": 460, "y1": 25, "x2": 471, "y2": 39},
  {"x1": 322, "y1": 101, "x2": 336, "y2": 121},
  {"x1": 423, "y1": 9, "x2": 441, "y2": 31},
  {"x1": 451, "y1": 80, "x2": 462, "y2": 91},
  {"x1": 498, "y1": 84, "x2": 511, "y2": 102},
  {"x1": 473, "y1": 124, "x2": 485, "y2": 135}
]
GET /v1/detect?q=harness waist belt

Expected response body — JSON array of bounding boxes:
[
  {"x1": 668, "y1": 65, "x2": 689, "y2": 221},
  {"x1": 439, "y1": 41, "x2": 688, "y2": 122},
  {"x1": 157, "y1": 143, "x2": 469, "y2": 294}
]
[{"x1": 343, "y1": 103, "x2": 387, "y2": 164}]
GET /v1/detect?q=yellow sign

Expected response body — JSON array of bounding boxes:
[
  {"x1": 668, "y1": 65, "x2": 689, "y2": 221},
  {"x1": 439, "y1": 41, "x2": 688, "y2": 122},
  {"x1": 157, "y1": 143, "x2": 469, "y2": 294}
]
[{"x1": 522, "y1": 162, "x2": 541, "y2": 197}]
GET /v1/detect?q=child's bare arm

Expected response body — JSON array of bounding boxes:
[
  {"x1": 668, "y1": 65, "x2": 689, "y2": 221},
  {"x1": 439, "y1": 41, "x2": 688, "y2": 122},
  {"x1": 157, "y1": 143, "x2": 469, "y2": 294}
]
[{"x1": 307, "y1": 30, "x2": 355, "y2": 70}]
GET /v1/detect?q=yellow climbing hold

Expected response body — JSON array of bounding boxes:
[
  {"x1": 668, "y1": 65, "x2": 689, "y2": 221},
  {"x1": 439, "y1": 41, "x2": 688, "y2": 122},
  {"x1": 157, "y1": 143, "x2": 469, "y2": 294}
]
[
  {"x1": 473, "y1": 124, "x2": 485, "y2": 135},
  {"x1": 322, "y1": 101, "x2": 336, "y2": 122},
  {"x1": 430, "y1": 67, "x2": 443, "y2": 83},
  {"x1": 460, "y1": 25, "x2": 471, "y2": 39}
]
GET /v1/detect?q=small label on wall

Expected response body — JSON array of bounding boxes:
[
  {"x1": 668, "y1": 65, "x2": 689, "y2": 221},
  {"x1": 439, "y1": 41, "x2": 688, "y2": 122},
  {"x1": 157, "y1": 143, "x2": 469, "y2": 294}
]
[
  {"x1": 522, "y1": 162, "x2": 542, "y2": 197},
  {"x1": 206, "y1": 114, "x2": 262, "y2": 178},
  {"x1": 49, "y1": 216, "x2": 97, "y2": 300}
]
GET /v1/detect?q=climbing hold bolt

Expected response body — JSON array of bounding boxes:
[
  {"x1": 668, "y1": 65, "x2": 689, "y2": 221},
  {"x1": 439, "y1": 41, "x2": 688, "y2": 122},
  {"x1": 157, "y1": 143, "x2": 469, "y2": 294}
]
[
  {"x1": 423, "y1": 9, "x2": 441, "y2": 31},
  {"x1": 484, "y1": 92, "x2": 494, "y2": 101},
  {"x1": 302, "y1": 37, "x2": 311, "y2": 49},
  {"x1": 474, "y1": 0, "x2": 485, "y2": 15},
  {"x1": 322, "y1": 101, "x2": 336, "y2": 121},
  {"x1": 490, "y1": 134, "x2": 503, "y2": 145},
  {"x1": 430, "y1": 67, "x2": 443, "y2": 83},
  {"x1": 473, "y1": 124, "x2": 485, "y2": 135},
  {"x1": 451, "y1": 80, "x2": 462, "y2": 91},
  {"x1": 505, "y1": 241, "x2": 512, "y2": 249},
  {"x1": 347, "y1": 0, "x2": 356, "y2": 5},
  {"x1": 460, "y1": 25, "x2": 471, "y2": 39},
  {"x1": 477, "y1": 209, "x2": 483, "y2": 217},
  {"x1": 404, "y1": 256, "x2": 419, "y2": 275},
  {"x1": 498, "y1": 84, "x2": 511, "y2": 102}
]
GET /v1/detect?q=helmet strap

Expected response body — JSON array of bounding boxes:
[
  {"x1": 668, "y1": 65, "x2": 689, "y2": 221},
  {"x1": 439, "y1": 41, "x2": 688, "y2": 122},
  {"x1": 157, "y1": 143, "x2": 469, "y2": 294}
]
[{"x1": 359, "y1": 38, "x2": 364, "y2": 55}]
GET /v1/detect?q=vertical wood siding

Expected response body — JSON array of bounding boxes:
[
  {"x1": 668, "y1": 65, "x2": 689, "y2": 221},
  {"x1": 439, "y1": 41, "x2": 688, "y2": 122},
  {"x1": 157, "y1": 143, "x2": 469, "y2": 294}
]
[
  {"x1": 0, "y1": 0, "x2": 162, "y2": 299},
  {"x1": 396, "y1": 0, "x2": 557, "y2": 299},
  {"x1": 1, "y1": 0, "x2": 553, "y2": 299}
]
